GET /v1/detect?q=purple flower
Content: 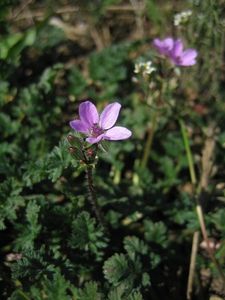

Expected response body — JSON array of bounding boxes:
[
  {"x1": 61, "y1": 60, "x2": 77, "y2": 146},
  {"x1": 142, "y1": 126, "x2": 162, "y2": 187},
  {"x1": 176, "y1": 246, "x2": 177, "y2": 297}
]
[
  {"x1": 70, "y1": 101, "x2": 132, "y2": 144},
  {"x1": 153, "y1": 37, "x2": 198, "y2": 66}
]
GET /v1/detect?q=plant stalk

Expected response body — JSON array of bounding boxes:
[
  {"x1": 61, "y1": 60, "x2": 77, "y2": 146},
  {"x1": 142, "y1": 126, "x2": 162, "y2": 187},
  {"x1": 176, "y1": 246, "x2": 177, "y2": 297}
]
[
  {"x1": 179, "y1": 119, "x2": 225, "y2": 291},
  {"x1": 86, "y1": 165, "x2": 106, "y2": 229},
  {"x1": 187, "y1": 231, "x2": 200, "y2": 300}
]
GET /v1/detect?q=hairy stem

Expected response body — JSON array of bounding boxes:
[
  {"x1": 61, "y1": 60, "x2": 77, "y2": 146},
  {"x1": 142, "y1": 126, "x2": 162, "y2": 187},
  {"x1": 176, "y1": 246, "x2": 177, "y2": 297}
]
[{"x1": 86, "y1": 165, "x2": 106, "y2": 229}]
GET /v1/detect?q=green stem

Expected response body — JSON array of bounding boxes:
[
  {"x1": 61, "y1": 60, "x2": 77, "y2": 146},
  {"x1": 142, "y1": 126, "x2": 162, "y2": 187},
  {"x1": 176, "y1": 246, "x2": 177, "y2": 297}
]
[
  {"x1": 179, "y1": 118, "x2": 197, "y2": 186},
  {"x1": 141, "y1": 110, "x2": 158, "y2": 168},
  {"x1": 179, "y1": 118, "x2": 225, "y2": 289}
]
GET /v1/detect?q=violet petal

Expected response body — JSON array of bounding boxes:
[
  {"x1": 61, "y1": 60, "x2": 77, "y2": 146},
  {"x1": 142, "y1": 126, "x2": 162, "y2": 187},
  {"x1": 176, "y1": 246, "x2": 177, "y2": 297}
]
[
  {"x1": 86, "y1": 134, "x2": 104, "y2": 144},
  {"x1": 103, "y1": 126, "x2": 132, "y2": 141},
  {"x1": 153, "y1": 37, "x2": 174, "y2": 55},
  {"x1": 99, "y1": 102, "x2": 121, "y2": 130},
  {"x1": 79, "y1": 101, "x2": 99, "y2": 127},
  {"x1": 163, "y1": 37, "x2": 174, "y2": 52},
  {"x1": 179, "y1": 59, "x2": 197, "y2": 66},
  {"x1": 70, "y1": 120, "x2": 90, "y2": 133},
  {"x1": 180, "y1": 49, "x2": 198, "y2": 66},
  {"x1": 152, "y1": 38, "x2": 164, "y2": 51},
  {"x1": 172, "y1": 39, "x2": 183, "y2": 57}
]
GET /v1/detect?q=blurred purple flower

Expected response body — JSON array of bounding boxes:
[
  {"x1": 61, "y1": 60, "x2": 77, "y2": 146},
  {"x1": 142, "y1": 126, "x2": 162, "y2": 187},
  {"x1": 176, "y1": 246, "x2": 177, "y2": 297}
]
[
  {"x1": 153, "y1": 37, "x2": 198, "y2": 66},
  {"x1": 70, "y1": 101, "x2": 132, "y2": 144}
]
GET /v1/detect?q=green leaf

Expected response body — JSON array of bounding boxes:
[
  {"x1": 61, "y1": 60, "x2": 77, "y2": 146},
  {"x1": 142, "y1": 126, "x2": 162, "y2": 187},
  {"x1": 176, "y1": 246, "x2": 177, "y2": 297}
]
[
  {"x1": 47, "y1": 140, "x2": 72, "y2": 182},
  {"x1": 128, "y1": 291, "x2": 143, "y2": 300},
  {"x1": 107, "y1": 286, "x2": 143, "y2": 300},
  {"x1": 41, "y1": 271, "x2": 70, "y2": 300},
  {"x1": 69, "y1": 211, "x2": 107, "y2": 260},
  {"x1": 144, "y1": 220, "x2": 168, "y2": 248},
  {"x1": 124, "y1": 236, "x2": 148, "y2": 260},
  {"x1": 68, "y1": 67, "x2": 87, "y2": 97},
  {"x1": 14, "y1": 200, "x2": 41, "y2": 250},
  {"x1": 72, "y1": 281, "x2": 102, "y2": 300},
  {"x1": 146, "y1": 0, "x2": 163, "y2": 24},
  {"x1": 103, "y1": 253, "x2": 129, "y2": 286},
  {"x1": 107, "y1": 285, "x2": 125, "y2": 300},
  {"x1": 0, "y1": 178, "x2": 24, "y2": 230},
  {"x1": 11, "y1": 247, "x2": 54, "y2": 281},
  {"x1": 38, "y1": 63, "x2": 63, "y2": 93}
]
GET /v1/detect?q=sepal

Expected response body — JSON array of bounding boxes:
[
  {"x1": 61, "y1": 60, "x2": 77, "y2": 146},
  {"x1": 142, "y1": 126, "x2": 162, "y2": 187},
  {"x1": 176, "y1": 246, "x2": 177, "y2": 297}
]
[{"x1": 68, "y1": 147, "x2": 85, "y2": 161}]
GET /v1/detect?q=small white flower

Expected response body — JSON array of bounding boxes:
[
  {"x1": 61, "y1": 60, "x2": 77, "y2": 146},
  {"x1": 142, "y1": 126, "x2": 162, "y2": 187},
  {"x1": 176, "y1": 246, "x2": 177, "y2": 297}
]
[
  {"x1": 134, "y1": 61, "x2": 156, "y2": 76},
  {"x1": 174, "y1": 10, "x2": 192, "y2": 26}
]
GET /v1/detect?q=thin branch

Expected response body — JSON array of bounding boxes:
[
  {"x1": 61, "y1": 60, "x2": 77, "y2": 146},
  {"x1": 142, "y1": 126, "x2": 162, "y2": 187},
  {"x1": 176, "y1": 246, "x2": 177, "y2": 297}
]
[{"x1": 187, "y1": 231, "x2": 200, "y2": 300}]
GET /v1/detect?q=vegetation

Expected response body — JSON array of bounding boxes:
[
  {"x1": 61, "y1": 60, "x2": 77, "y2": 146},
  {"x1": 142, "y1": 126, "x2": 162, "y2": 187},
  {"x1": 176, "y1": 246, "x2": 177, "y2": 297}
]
[{"x1": 0, "y1": 0, "x2": 225, "y2": 299}]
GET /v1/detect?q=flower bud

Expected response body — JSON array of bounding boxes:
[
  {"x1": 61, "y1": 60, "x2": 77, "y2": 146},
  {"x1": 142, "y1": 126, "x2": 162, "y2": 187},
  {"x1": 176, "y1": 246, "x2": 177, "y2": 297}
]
[
  {"x1": 67, "y1": 134, "x2": 83, "y2": 150},
  {"x1": 68, "y1": 146, "x2": 85, "y2": 161}
]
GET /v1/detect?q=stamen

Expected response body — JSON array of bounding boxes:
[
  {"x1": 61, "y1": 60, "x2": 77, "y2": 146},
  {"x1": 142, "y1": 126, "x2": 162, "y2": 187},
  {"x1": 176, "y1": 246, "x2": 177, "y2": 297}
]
[{"x1": 91, "y1": 124, "x2": 104, "y2": 137}]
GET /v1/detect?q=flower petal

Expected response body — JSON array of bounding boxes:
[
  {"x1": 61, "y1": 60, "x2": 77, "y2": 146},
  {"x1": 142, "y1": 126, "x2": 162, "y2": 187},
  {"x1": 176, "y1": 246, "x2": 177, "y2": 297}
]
[
  {"x1": 172, "y1": 39, "x2": 183, "y2": 57},
  {"x1": 79, "y1": 101, "x2": 99, "y2": 127},
  {"x1": 179, "y1": 59, "x2": 197, "y2": 66},
  {"x1": 153, "y1": 37, "x2": 174, "y2": 55},
  {"x1": 180, "y1": 49, "x2": 198, "y2": 66},
  {"x1": 152, "y1": 38, "x2": 163, "y2": 49},
  {"x1": 99, "y1": 102, "x2": 121, "y2": 130},
  {"x1": 103, "y1": 126, "x2": 132, "y2": 141},
  {"x1": 70, "y1": 120, "x2": 90, "y2": 133},
  {"x1": 163, "y1": 37, "x2": 174, "y2": 52},
  {"x1": 86, "y1": 134, "x2": 104, "y2": 144}
]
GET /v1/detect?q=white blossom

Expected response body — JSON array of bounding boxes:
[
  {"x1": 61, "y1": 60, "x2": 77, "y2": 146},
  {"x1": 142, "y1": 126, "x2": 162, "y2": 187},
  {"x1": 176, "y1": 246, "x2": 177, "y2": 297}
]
[
  {"x1": 134, "y1": 61, "x2": 156, "y2": 76},
  {"x1": 174, "y1": 10, "x2": 192, "y2": 26}
]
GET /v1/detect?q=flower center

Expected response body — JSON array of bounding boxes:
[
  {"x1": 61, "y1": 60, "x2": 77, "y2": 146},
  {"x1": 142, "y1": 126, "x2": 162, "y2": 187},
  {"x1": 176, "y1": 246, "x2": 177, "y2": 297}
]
[
  {"x1": 176, "y1": 55, "x2": 183, "y2": 63},
  {"x1": 91, "y1": 124, "x2": 104, "y2": 137}
]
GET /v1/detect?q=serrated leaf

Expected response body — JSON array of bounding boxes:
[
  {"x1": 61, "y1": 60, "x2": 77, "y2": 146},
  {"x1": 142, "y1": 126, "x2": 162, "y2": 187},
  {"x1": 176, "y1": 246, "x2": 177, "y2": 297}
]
[
  {"x1": 103, "y1": 253, "x2": 129, "y2": 286},
  {"x1": 144, "y1": 220, "x2": 168, "y2": 248},
  {"x1": 124, "y1": 236, "x2": 148, "y2": 260},
  {"x1": 73, "y1": 281, "x2": 102, "y2": 300},
  {"x1": 69, "y1": 211, "x2": 107, "y2": 260}
]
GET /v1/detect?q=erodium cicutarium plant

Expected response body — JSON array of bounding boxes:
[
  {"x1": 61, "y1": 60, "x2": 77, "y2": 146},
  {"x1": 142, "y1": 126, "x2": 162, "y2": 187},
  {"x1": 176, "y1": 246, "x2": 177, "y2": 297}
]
[
  {"x1": 152, "y1": 37, "x2": 225, "y2": 291},
  {"x1": 68, "y1": 100, "x2": 132, "y2": 228}
]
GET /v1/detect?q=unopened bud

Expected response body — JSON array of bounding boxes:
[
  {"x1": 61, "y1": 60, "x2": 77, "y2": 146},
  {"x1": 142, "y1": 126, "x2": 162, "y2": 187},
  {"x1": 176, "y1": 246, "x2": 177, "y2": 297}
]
[
  {"x1": 87, "y1": 148, "x2": 94, "y2": 157},
  {"x1": 200, "y1": 239, "x2": 220, "y2": 251},
  {"x1": 68, "y1": 147, "x2": 75, "y2": 153},
  {"x1": 6, "y1": 253, "x2": 22, "y2": 262},
  {"x1": 68, "y1": 147, "x2": 85, "y2": 161},
  {"x1": 67, "y1": 135, "x2": 83, "y2": 149},
  {"x1": 67, "y1": 135, "x2": 74, "y2": 143}
]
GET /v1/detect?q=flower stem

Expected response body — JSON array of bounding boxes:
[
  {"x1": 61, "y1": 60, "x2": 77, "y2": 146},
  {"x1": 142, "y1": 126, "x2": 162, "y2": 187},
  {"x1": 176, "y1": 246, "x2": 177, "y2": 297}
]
[
  {"x1": 179, "y1": 118, "x2": 197, "y2": 186},
  {"x1": 187, "y1": 231, "x2": 200, "y2": 300},
  {"x1": 179, "y1": 118, "x2": 225, "y2": 289},
  {"x1": 141, "y1": 110, "x2": 158, "y2": 168},
  {"x1": 86, "y1": 165, "x2": 106, "y2": 229}
]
